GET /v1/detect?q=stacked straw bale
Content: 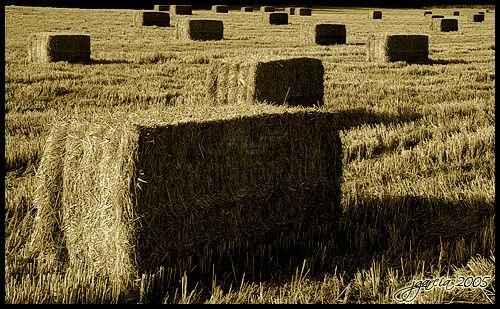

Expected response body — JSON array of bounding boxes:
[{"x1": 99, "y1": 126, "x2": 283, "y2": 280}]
[
  {"x1": 205, "y1": 56, "x2": 324, "y2": 106},
  {"x1": 241, "y1": 6, "x2": 253, "y2": 12},
  {"x1": 312, "y1": 24, "x2": 346, "y2": 45},
  {"x1": 297, "y1": 7, "x2": 312, "y2": 16},
  {"x1": 212, "y1": 5, "x2": 229, "y2": 13},
  {"x1": 134, "y1": 10, "x2": 170, "y2": 27},
  {"x1": 453, "y1": 11, "x2": 460, "y2": 16},
  {"x1": 371, "y1": 10, "x2": 382, "y2": 19},
  {"x1": 29, "y1": 104, "x2": 342, "y2": 288},
  {"x1": 366, "y1": 34, "x2": 429, "y2": 63},
  {"x1": 28, "y1": 32, "x2": 90, "y2": 63},
  {"x1": 285, "y1": 7, "x2": 296, "y2": 15},
  {"x1": 260, "y1": 6, "x2": 275, "y2": 12},
  {"x1": 432, "y1": 18, "x2": 458, "y2": 32},
  {"x1": 424, "y1": 11, "x2": 433, "y2": 16},
  {"x1": 473, "y1": 14, "x2": 485, "y2": 22},
  {"x1": 175, "y1": 18, "x2": 224, "y2": 41},
  {"x1": 153, "y1": 4, "x2": 169, "y2": 11},
  {"x1": 263, "y1": 12, "x2": 288, "y2": 25}
]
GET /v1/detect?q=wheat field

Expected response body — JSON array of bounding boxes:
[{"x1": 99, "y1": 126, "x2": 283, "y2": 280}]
[{"x1": 4, "y1": 5, "x2": 495, "y2": 304}]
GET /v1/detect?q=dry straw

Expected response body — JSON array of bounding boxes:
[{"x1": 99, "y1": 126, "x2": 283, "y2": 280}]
[
  {"x1": 366, "y1": 34, "x2": 429, "y2": 63},
  {"x1": 241, "y1": 6, "x2": 253, "y2": 12},
  {"x1": 153, "y1": 4, "x2": 169, "y2": 11},
  {"x1": 212, "y1": 5, "x2": 229, "y2": 13},
  {"x1": 27, "y1": 32, "x2": 90, "y2": 63},
  {"x1": 473, "y1": 14, "x2": 485, "y2": 22},
  {"x1": 370, "y1": 10, "x2": 382, "y2": 19},
  {"x1": 29, "y1": 104, "x2": 342, "y2": 289},
  {"x1": 175, "y1": 18, "x2": 223, "y2": 41},
  {"x1": 205, "y1": 56, "x2": 324, "y2": 106},
  {"x1": 263, "y1": 12, "x2": 288, "y2": 25},
  {"x1": 432, "y1": 18, "x2": 458, "y2": 32},
  {"x1": 134, "y1": 10, "x2": 170, "y2": 27},
  {"x1": 312, "y1": 24, "x2": 346, "y2": 45},
  {"x1": 297, "y1": 7, "x2": 312, "y2": 16},
  {"x1": 285, "y1": 7, "x2": 296, "y2": 15},
  {"x1": 260, "y1": 6, "x2": 275, "y2": 12}
]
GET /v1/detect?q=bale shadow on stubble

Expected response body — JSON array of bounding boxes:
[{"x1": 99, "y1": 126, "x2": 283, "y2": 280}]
[{"x1": 428, "y1": 58, "x2": 470, "y2": 65}]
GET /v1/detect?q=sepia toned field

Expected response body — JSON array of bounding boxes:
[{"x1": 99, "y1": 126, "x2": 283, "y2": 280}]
[{"x1": 4, "y1": 5, "x2": 495, "y2": 303}]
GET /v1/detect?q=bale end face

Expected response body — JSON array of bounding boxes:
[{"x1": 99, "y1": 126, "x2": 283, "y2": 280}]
[
  {"x1": 176, "y1": 18, "x2": 224, "y2": 41},
  {"x1": 473, "y1": 14, "x2": 485, "y2": 22},
  {"x1": 212, "y1": 5, "x2": 229, "y2": 13},
  {"x1": 371, "y1": 11, "x2": 382, "y2": 19},
  {"x1": 260, "y1": 6, "x2": 275, "y2": 12},
  {"x1": 241, "y1": 6, "x2": 253, "y2": 12},
  {"x1": 313, "y1": 24, "x2": 346, "y2": 45},
  {"x1": 134, "y1": 11, "x2": 170, "y2": 27},
  {"x1": 263, "y1": 12, "x2": 288, "y2": 25},
  {"x1": 153, "y1": 4, "x2": 169, "y2": 11},
  {"x1": 297, "y1": 7, "x2": 312, "y2": 16},
  {"x1": 367, "y1": 34, "x2": 429, "y2": 63},
  {"x1": 28, "y1": 32, "x2": 91, "y2": 63},
  {"x1": 432, "y1": 18, "x2": 458, "y2": 32}
]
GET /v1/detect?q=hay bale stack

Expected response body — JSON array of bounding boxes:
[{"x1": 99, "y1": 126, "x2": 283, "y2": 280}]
[
  {"x1": 453, "y1": 11, "x2": 460, "y2": 16},
  {"x1": 175, "y1": 18, "x2": 224, "y2": 41},
  {"x1": 431, "y1": 15, "x2": 445, "y2": 18},
  {"x1": 241, "y1": 6, "x2": 253, "y2": 12},
  {"x1": 297, "y1": 7, "x2": 312, "y2": 16},
  {"x1": 432, "y1": 18, "x2": 458, "y2": 32},
  {"x1": 285, "y1": 7, "x2": 296, "y2": 15},
  {"x1": 205, "y1": 56, "x2": 324, "y2": 106},
  {"x1": 424, "y1": 11, "x2": 432, "y2": 16},
  {"x1": 260, "y1": 6, "x2": 275, "y2": 12},
  {"x1": 371, "y1": 10, "x2": 382, "y2": 19},
  {"x1": 134, "y1": 10, "x2": 170, "y2": 27},
  {"x1": 366, "y1": 34, "x2": 429, "y2": 63},
  {"x1": 312, "y1": 24, "x2": 346, "y2": 45},
  {"x1": 473, "y1": 14, "x2": 485, "y2": 22},
  {"x1": 263, "y1": 12, "x2": 288, "y2": 25},
  {"x1": 27, "y1": 32, "x2": 90, "y2": 63},
  {"x1": 30, "y1": 104, "x2": 342, "y2": 288},
  {"x1": 212, "y1": 5, "x2": 229, "y2": 13},
  {"x1": 153, "y1": 4, "x2": 169, "y2": 11}
]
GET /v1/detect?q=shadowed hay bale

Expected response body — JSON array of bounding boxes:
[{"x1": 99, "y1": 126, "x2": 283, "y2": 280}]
[
  {"x1": 263, "y1": 12, "x2": 288, "y2": 25},
  {"x1": 312, "y1": 24, "x2": 346, "y2": 45},
  {"x1": 453, "y1": 11, "x2": 460, "y2": 16},
  {"x1": 285, "y1": 7, "x2": 295, "y2": 15},
  {"x1": 134, "y1": 11, "x2": 170, "y2": 27},
  {"x1": 241, "y1": 6, "x2": 253, "y2": 12},
  {"x1": 205, "y1": 56, "x2": 324, "y2": 106},
  {"x1": 212, "y1": 5, "x2": 229, "y2": 13},
  {"x1": 28, "y1": 32, "x2": 90, "y2": 63},
  {"x1": 424, "y1": 11, "x2": 432, "y2": 16},
  {"x1": 431, "y1": 15, "x2": 444, "y2": 18},
  {"x1": 169, "y1": 4, "x2": 192, "y2": 23},
  {"x1": 175, "y1": 18, "x2": 223, "y2": 41},
  {"x1": 478, "y1": 11, "x2": 485, "y2": 15},
  {"x1": 432, "y1": 18, "x2": 458, "y2": 32},
  {"x1": 366, "y1": 34, "x2": 429, "y2": 63},
  {"x1": 297, "y1": 7, "x2": 312, "y2": 16},
  {"x1": 473, "y1": 14, "x2": 485, "y2": 22},
  {"x1": 30, "y1": 104, "x2": 342, "y2": 288},
  {"x1": 153, "y1": 4, "x2": 169, "y2": 11},
  {"x1": 371, "y1": 10, "x2": 382, "y2": 19},
  {"x1": 260, "y1": 6, "x2": 275, "y2": 12}
]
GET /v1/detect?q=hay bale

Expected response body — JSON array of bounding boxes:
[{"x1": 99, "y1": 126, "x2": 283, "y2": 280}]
[
  {"x1": 175, "y1": 18, "x2": 223, "y2": 41},
  {"x1": 424, "y1": 11, "x2": 433, "y2": 16},
  {"x1": 366, "y1": 34, "x2": 429, "y2": 63},
  {"x1": 312, "y1": 24, "x2": 346, "y2": 45},
  {"x1": 432, "y1": 18, "x2": 458, "y2": 32},
  {"x1": 205, "y1": 56, "x2": 324, "y2": 106},
  {"x1": 263, "y1": 12, "x2": 288, "y2": 25},
  {"x1": 285, "y1": 7, "x2": 296, "y2": 15},
  {"x1": 30, "y1": 104, "x2": 342, "y2": 288},
  {"x1": 478, "y1": 11, "x2": 485, "y2": 15},
  {"x1": 473, "y1": 14, "x2": 485, "y2": 22},
  {"x1": 431, "y1": 15, "x2": 444, "y2": 18},
  {"x1": 169, "y1": 4, "x2": 192, "y2": 23},
  {"x1": 241, "y1": 6, "x2": 253, "y2": 12},
  {"x1": 371, "y1": 10, "x2": 382, "y2": 19},
  {"x1": 453, "y1": 11, "x2": 460, "y2": 16},
  {"x1": 260, "y1": 6, "x2": 275, "y2": 12},
  {"x1": 27, "y1": 32, "x2": 90, "y2": 63},
  {"x1": 212, "y1": 5, "x2": 229, "y2": 13},
  {"x1": 297, "y1": 7, "x2": 312, "y2": 16},
  {"x1": 153, "y1": 4, "x2": 169, "y2": 11},
  {"x1": 134, "y1": 10, "x2": 170, "y2": 27}
]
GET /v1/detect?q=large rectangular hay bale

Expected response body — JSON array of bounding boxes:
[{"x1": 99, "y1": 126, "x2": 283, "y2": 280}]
[
  {"x1": 27, "y1": 32, "x2": 90, "y2": 63},
  {"x1": 175, "y1": 18, "x2": 224, "y2": 41},
  {"x1": 260, "y1": 6, "x2": 275, "y2": 12},
  {"x1": 424, "y1": 11, "x2": 433, "y2": 16},
  {"x1": 453, "y1": 11, "x2": 460, "y2": 16},
  {"x1": 241, "y1": 6, "x2": 253, "y2": 12},
  {"x1": 297, "y1": 7, "x2": 312, "y2": 16},
  {"x1": 432, "y1": 18, "x2": 458, "y2": 32},
  {"x1": 205, "y1": 56, "x2": 324, "y2": 106},
  {"x1": 473, "y1": 14, "x2": 485, "y2": 22},
  {"x1": 263, "y1": 12, "x2": 288, "y2": 25},
  {"x1": 153, "y1": 4, "x2": 169, "y2": 11},
  {"x1": 30, "y1": 105, "x2": 342, "y2": 287},
  {"x1": 285, "y1": 7, "x2": 296, "y2": 15},
  {"x1": 371, "y1": 10, "x2": 382, "y2": 19},
  {"x1": 134, "y1": 10, "x2": 170, "y2": 27},
  {"x1": 313, "y1": 24, "x2": 346, "y2": 45},
  {"x1": 212, "y1": 5, "x2": 229, "y2": 13},
  {"x1": 366, "y1": 34, "x2": 429, "y2": 63}
]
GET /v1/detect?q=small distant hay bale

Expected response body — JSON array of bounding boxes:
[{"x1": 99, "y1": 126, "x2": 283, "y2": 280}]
[
  {"x1": 297, "y1": 7, "x2": 312, "y2": 16},
  {"x1": 371, "y1": 10, "x2": 382, "y2": 19},
  {"x1": 432, "y1": 18, "x2": 458, "y2": 32},
  {"x1": 153, "y1": 4, "x2": 169, "y2": 11},
  {"x1": 473, "y1": 14, "x2": 485, "y2": 22},
  {"x1": 431, "y1": 15, "x2": 444, "y2": 18},
  {"x1": 453, "y1": 11, "x2": 460, "y2": 16},
  {"x1": 285, "y1": 7, "x2": 296, "y2": 15},
  {"x1": 478, "y1": 11, "x2": 485, "y2": 15},
  {"x1": 175, "y1": 18, "x2": 223, "y2": 41},
  {"x1": 28, "y1": 32, "x2": 90, "y2": 63},
  {"x1": 424, "y1": 11, "x2": 432, "y2": 16},
  {"x1": 263, "y1": 12, "x2": 288, "y2": 25},
  {"x1": 260, "y1": 6, "x2": 275, "y2": 12},
  {"x1": 212, "y1": 5, "x2": 229, "y2": 13},
  {"x1": 30, "y1": 105, "x2": 342, "y2": 288},
  {"x1": 312, "y1": 24, "x2": 346, "y2": 45},
  {"x1": 241, "y1": 6, "x2": 253, "y2": 12},
  {"x1": 366, "y1": 34, "x2": 429, "y2": 63},
  {"x1": 205, "y1": 56, "x2": 324, "y2": 106},
  {"x1": 134, "y1": 10, "x2": 170, "y2": 27}
]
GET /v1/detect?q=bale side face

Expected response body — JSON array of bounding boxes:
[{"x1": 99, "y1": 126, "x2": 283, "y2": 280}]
[
  {"x1": 28, "y1": 33, "x2": 91, "y2": 63},
  {"x1": 169, "y1": 5, "x2": 192, "y2": 15},
  {"x1": 260, "y1": 6, "x2": 275, "y2": 12},
  {"x1": 285, "y1": 7, "x2": 295, "y2": 15},
  {"x1": 297, "y1": 7, "x2": 312, "y2": 16},
  {"x1": 212, "y1": 5, "x2": 229, "y2": 13},
  {"x1": 367, "y1": 34, "x2": 429, "y2": 63},
  {"x1": 453, "y1": 11, "x2": 460, "y2": 16},
  {"x1": 176, "y1": 19, "x2": 224, "y2": 41},
  {"x1": 134, "y1": 11, "x2": 170, "y2": 27},
  {"x1": 371, "y1": 11, "x2": 382, "y2": 19},
  {"x1": 241, "y1": 6, "x2": 253, "y2": 12},
  {"x1": 313, "y1": 24, "x2": 346, "y2": 45},
  {"x1": 473, "y1": 14, "x2": 485, "y2": 22},
  {"x1": 424, "y1": 11, "x2": 432, "y2": 16},
  {"x1": 432, "y1": 18, "x2": 458, "y2": 32},
  {"x1": 154, "y1": 4, "x2": 169, "y2": 11},
  {"x1": 263, "y1": 12, "x2": 288, "y2": 25}
]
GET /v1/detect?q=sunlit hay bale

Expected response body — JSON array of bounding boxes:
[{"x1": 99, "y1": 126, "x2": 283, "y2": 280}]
[
  {"x1": 285, "y1": 7, "x2": 296, "y2": 15},
  {"x1": 432, "y1": 18, "x2": 458, "y2": 32},
  {"x1": 175, "y1": 18, "x2": 223, "y2": 41},
  {"x1": 241, "y1": 6, "x2": 253, "y2": 12},
  {"x1": 153, "y1": 4, "x2": 169, "y2": 11},
  {"x1": 212, "y1": 5, "x2": 229, "y2": 13},
  {"x1": 27, "y1": 32, "x2": 90, "y2": 63},
  {"x1": 297, "y1": 7, "x2": 312, "y2": 16},
  {"x1": 453, "y1": 11, "x2": 460, "y2": 16},
  {"x1": 205, "y1": 56, "x2": 324, "y2": 106},
  {"x1": 366, "y1": 34, "x2": 429, "y2": 63},
  {"x1": 260, "y1": 6, "x2": 275, "y2": 12},
  {"x1": 263, "y1": 12, "x2": 288, "y2": 25},
  {"x1": 431, "y1": 15, "x2": 444, "y2": 18},
  {"x1": 370, "y1": 10, "x2": 382, "y2": 19},
  {"x1": 134, "y1": 10, "x2": 170, "y2": 27},
  {"x1": 424, "y1": 11, "x2": 432, "y2": 16},
  {"x1": 169, "y1": 4, "x2": 192, "y2": 23},
  {"x1": 473, "y1": 14, "x2": 485, "y2": 22},
  {"x1": 31, "y1": 104, "x2": 342, "y2": 288},
  {"x1": 312, "y1": 23, "x2": 346, "y2": 45}
]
